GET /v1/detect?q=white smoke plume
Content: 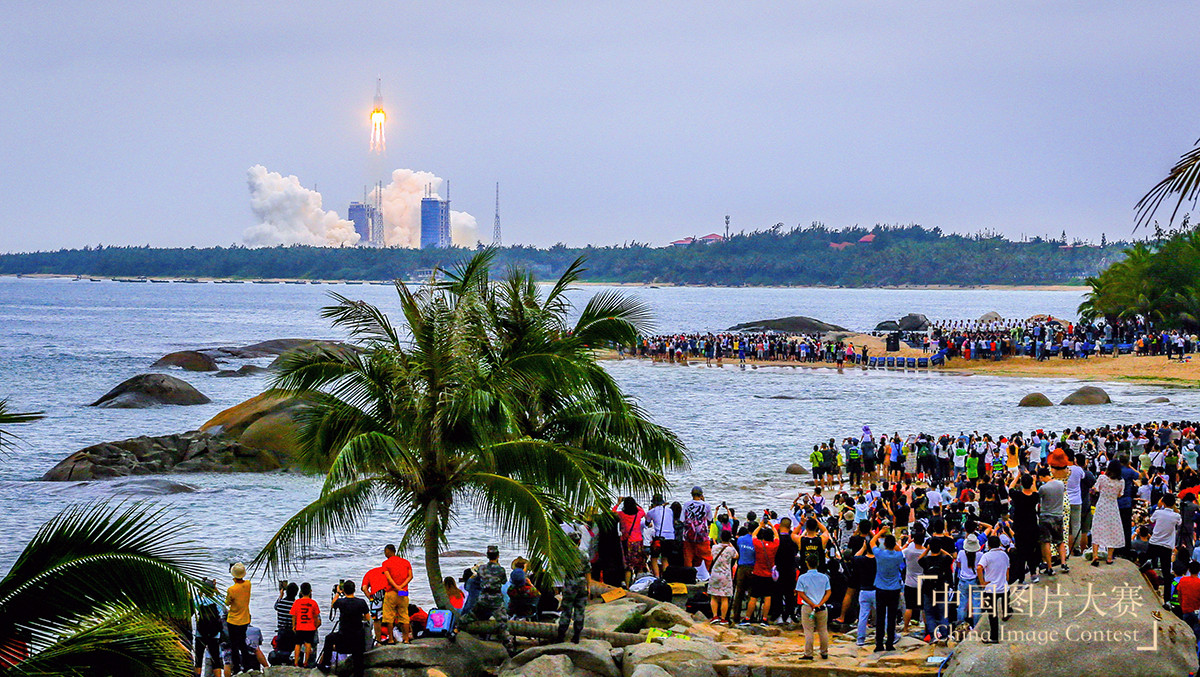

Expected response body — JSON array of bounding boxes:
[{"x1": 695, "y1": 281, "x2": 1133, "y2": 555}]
[
  {"x1": 243, "y1": 165, "x2": 360, "y2": 247},
  {"x1": 373, "y1": 168, "x2": 479, "y2": 247}
]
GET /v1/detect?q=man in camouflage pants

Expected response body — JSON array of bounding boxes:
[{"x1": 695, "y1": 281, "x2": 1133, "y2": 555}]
[
  {"x1": 556, "y1": 531, "x2": 591, "y2": 644},
  {"x1": 459, "y1": 545, "x2": 515, "y2": 654}
]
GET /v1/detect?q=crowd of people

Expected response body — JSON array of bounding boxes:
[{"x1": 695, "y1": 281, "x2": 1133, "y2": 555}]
[
  {"x1": 574, "y1": 419, "x2": 1200, "y2": 661},
  {"x1": 629, "y1": 316, "x2": 1198, "y2": 367},
  {"x1": 189, "y1": 538, "x2": 592, "y2": 677},
  {"x1": 190, "y1": 417, "x2": 1200, "y2": 671}
]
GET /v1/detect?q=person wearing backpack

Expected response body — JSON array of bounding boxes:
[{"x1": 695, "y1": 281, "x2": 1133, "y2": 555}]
[
  {"x1": 681, "y1": 486, "x2": 714, "y2": 571},
  {"x1": 193, "y1": 579, "x2": 225, "y2": 677},
  {"x1": 331, "y1": 580, "x2": 370, "y2": 677}
]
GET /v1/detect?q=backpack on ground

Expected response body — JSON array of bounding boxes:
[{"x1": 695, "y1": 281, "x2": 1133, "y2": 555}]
[
  {"x1": 424, "y1": 608, "x2": 456, "y2": 637},
  {"x1": 645, "y1": 577, "x2": 674, "y2": 602}
]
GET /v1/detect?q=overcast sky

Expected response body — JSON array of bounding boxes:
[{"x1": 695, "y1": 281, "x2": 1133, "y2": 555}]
[{"x1": 2, "y1": 1, "x2": 1197, "y2": 252}]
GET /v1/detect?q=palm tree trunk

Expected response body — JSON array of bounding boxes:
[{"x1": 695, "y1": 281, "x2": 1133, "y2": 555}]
[{"x1": 424, "y1": 502, "x2": 452, "y2": 610}]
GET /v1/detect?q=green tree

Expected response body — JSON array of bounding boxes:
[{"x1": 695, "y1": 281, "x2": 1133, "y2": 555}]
[
  {"x1": 253, "y1": 251, "x2": 687, "y2": 610},
  {"x1": 0, "y1": 502, "x2": 208, "y2": 677}
]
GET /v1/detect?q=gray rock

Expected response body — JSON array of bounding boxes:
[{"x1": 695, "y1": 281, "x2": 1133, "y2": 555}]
[
  {"x1": 584, "y1": 599, "x2": 647, "y2": 633},
  {"x1": 725, "y1": 316, "x2": 848, "y2": 334},
  {"x1": 785, "y1": 463, "x2": 808, "y2": 475},
  {"x1": 978, "y1": 311, "x2": 1003, "y2": 323},
  {"x1": 1060, "y1": 385, "x2": 1111, "y2": 406},
  {"x1": 643, "y1": 603, "x2": 693, "y2": 630},
  {"x1": 897, "y1": 313, "x2": 930, "y2": 331},
  {"x1": 363, "y1": 635, "x2": 506, "y2": 677},
  {"x1": 943, "y1": 559, "x2": 1197, "y2": 677},
  {"x1": 875, "y1": 320, "x2": 901, "y2": 332},
  {"x1": 502, "y1": 640, "x2": 619, "y2": 677},
  {"x1": 1018, "y1": 393, "x2": 1053, "y2": 407},
  {"x1": 622, "y1": 638, "x2": 726, "y2": 677},
  {"x1": 262, "y1": 667, "x2": 318, "y2": 677},
  {"x1": 505, "y1": 654, "x2": 576, "y2": 677},
  {"x1": 215, "y1": 364, "x2": 270, "y2": 378},
  {"x1": 630, "y1": 666, "x2": 672, "y2": 677},
  {"x1": 90, "y1": 373, "x2": 210, "y2": 408},
  {"x1": 41, "y1": 431, "x2": 285, "y2": 481},
  {"x1": 152, "y1": 350, "x2": 220, "y2": 371},
  {"x1": 1148, "y1": 396, "x2": 1171, "y2": 404}
]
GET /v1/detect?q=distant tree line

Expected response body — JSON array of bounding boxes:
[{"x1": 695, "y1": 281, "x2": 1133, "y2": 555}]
[{"x1": 0, "y1": 224, "x2": 1130, "y2": 286}]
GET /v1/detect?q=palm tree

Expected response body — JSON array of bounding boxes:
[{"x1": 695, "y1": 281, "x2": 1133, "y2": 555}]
[
  {"x1": 1136, "y1": 139, "x2": 1200, "y2": 231},
  {"x1": 0, "y1": 502, "x2": 208, "y2": 677},
  {"x1": 253, "y1": 251, "x2": 687, "y2": 610},
  {"x1": 0, "y1": 399, "x2": 43, "y2": 453}
]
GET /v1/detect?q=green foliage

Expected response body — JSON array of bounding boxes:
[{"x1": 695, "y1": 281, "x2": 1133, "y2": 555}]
[
  {"x1": 1079, "y1": 217, "x2": 1200, "y2": 328},
  {"x1": 0, "y1": 224, "x2": 1128, "y2": 286},
  {"x1": 0, "y1": 502, "x2": 207, "y2": 677},
  {"x1": 614, "y1": 612, "x2": 645, "y2": 633},
  {"x1": 0, "y1": 400, "x2": 42, "y2": 453},
  {"x1": 252, "y1": 251, "x2": 688, "y2": 610}
]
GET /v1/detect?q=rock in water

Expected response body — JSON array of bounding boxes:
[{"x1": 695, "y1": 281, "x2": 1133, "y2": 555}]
[
  {"x1": 978, "y1": 311, "x2": 1003, "y2": 323},
  {"x1": 943, "y1": 559, "x2": 1196, "y2": 677},
  {"x1": 41, "y1": 431, "x2": 283, "y2": 481},
  {"x1": 874, "y1": 320, "x2": 901, "y2": 332},
  {"x1": 1018, "y1": 393, "x2": 1053, "y2": 407},
  {"x1": 724, "y1": 316, "x2": 848, "y2": 333},
  {"x1": 1148, "y1": 396, "x2": 1171, "y2": 404},
  {"x1": 897, "y1": 313, "x2": 930, "y2": 331},
  {"x1": 152, "y1": 350, "x2": 219, "y2": 371},
  {"x1": 90, "y1": 374, "x2": 210, "y2": 408},
  {"x1": 1059, "y1": 385, "x2": 1111, "y2": 406},
  {"x1": 214, "y1": 364, "x2": 270, "y2": 378},
  {"x1": 199, "y1": 392, "x2": 307, "y2": 463},
  {"x1": 785, "y1": 463, "x2": 808, "y2": 475}
]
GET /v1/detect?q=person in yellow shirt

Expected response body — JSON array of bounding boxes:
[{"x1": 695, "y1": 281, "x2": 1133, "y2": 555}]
[{"x1": 225, "y1": 562, "x2": 255, "y2": 674}]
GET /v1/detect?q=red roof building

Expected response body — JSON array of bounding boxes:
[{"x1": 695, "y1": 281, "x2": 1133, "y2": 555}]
[{"x1": 858, "y1": 233, "x2": 876, "y2": 243}]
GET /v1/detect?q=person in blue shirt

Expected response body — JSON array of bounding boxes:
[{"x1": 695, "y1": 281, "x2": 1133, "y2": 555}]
[
  {"x1": 1119, "y1": 456, "x2": 1140, "y2": 558},
  {"x1": 731, "y1": 526, "x2": 757, "y2": 625},
  {"x1": 871, "y1": 528, "x2": 905, "y2": 652}
]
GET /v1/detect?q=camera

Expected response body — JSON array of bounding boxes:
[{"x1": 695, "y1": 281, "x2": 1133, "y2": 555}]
[
  {"x1": 332, "y1": 579, "x2": 346, "y2": 597},
  {"x1": 278, "y1": 579, "x2": 288, "y2": 591}
]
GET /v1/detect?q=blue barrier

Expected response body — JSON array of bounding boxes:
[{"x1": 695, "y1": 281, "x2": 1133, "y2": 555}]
[
  {"x1": 906, "y1": 358, "x2": 917, "y2": 369},
  {"x1": 918, "y1": 357, "x2": 929, "y2": 368},
  {"x1": 886, "y1": 357, "x2": 896, "y2": 368}
]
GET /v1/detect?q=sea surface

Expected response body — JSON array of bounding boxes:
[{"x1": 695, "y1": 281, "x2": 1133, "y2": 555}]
[{"x1": 1, "y1": 277, "x2": 1194, "y2": 622}]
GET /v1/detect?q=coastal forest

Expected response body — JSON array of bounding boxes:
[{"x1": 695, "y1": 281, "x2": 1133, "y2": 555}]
[{"x1": 0, "y1": 224, "x2": 1129, "y2": 286}]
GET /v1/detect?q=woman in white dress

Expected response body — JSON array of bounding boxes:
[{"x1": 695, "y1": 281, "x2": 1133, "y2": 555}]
[{"x1": 1091, "y1": 460, "x2": 1125, "y2": 566}]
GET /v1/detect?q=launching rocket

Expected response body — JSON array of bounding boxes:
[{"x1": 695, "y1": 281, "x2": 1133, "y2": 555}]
[{"x1": 370, "y1": 78, "x2": 386, "y2": 154}]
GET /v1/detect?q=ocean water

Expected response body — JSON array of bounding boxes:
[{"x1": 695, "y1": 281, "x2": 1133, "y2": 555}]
[{"x1": 0, "y1": 277, "x2": 1193, "y2": 621}]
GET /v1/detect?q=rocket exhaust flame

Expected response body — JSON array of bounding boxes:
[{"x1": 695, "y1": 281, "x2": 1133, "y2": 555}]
[{"x1": 370, "y1": 78, "x2": 386, "y2": 154}]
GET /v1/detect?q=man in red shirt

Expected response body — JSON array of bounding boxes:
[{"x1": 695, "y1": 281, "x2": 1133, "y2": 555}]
[
  {"x1": 745, "y1": 527, "x2": 779, "y2": 626},
  {"x1": 361, "y1": 566, "x2": 388, "y2": 643},
  {"x1": 1178, "y1": 561, "x2": 1200, "y2": 615},
  {"x1": 381, "y1": 544, "x2": 413, "y2": 643},
  {"x1": 290, "y1": 582, "x2": 321, "y2": 667}
]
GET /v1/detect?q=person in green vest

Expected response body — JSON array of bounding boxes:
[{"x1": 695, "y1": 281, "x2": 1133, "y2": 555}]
[
  {"x1": 810, "y1": 444, "x2": 825, "y2": 490},
  {"x1": 965, "y1": 451, "x2": 980, "y2": 480}
]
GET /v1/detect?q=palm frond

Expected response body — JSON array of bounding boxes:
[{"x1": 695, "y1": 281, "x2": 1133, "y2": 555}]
[
  {"x1": 0, "y1": 502, "x2": 206, "y2": 632},
  {"x1": 572, "y1": 290, "x2": 655, "y2": 345},
  {"x1": 6, "y1": 604, "x2": 192, "y2": 677},
  {"x1": 251, "y1": 479, "x2": 379, "y2": 577},
  {"x1": 1136, "y1": 139, "x2": 1200, "y2": 231},
  {"x1": 320, "y1": 292, "x2": 402, "y2": 346},
  {"x1": 0, "y1": 399, "x2": 43, "y2": 453}
]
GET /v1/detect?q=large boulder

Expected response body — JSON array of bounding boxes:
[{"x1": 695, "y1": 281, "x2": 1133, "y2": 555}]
[
  {"x1": 90, "y1": 374, "x2": 210, "y2": 408},
  {"x1": 41, "y1": 431, "x2": 283, "y2": 481},
  {"x1": 200, "y1": 392, "x2": 307, "y2": 462},
  {"x1": 621, "y1": 637, "x2": 725, "y2": 677},
  {"x1": 724, "y1": 316, "x2": 847, "y2": 334},
  {"x1": 1148, "y1": 396, "x2": 1171, "y2": 404},
  {"x1": 214, "y1": 364, "x2": 270, "y2": 378},
  {"x1": 943, "y1": 560, "x2": 1196, "y2": 677},
  {"x1": 785, "y1": 463, "x2": 808, "y2": 475},
  {"x1": 362, "y1": 635, "x2": 507, "y2": 677},
  {"x1": 269, "y1": 340, "x2": 362, "y2": 369},
  {"x1": 501, "y1": 640, "x2": 619, "y2": 677},
  {"x1": 152, "y1": 350, "x2": 219, "y2": 371},
  {"x1": 584, "y1": 600, "x2": 648, "y2": 633},
  {"x1": 897, "y1": 313, "x2": 930, "y2": 331},
  {"x1": 874, "y1": 320, "x2": 901, "y2": 332},
  {"x1": 1060, "y1": 385, "x2": 1111, "y2": 406},
  {"x1": 1018, "y1": 393, "x2": 1053, "y2": 407},
  {"x1": 979, "y1": 311, "x2": 1003, "y2": 323},
  {"x1": 642, "y1": 603, "x2": 693, "y2": 630}
]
